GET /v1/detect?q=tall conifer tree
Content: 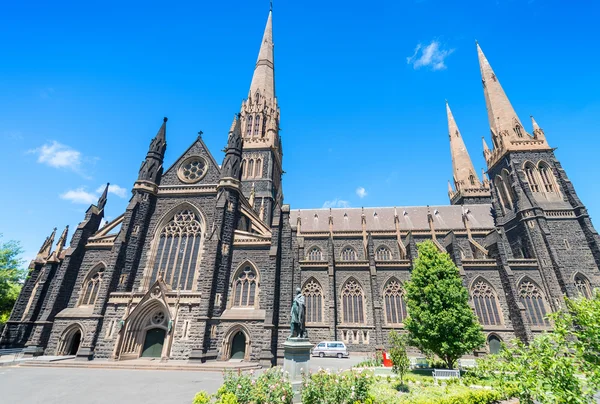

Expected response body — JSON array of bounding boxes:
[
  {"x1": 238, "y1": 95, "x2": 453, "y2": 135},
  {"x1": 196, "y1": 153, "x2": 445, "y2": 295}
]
[{"x1": 404, "y1": 240, "x2": 485, "y2": 368}]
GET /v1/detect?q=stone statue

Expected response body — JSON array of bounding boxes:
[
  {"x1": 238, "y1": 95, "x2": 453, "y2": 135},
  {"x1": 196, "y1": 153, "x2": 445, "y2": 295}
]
[{"x1": 290, "y1": 287, "x2": 307, "y2": 338}]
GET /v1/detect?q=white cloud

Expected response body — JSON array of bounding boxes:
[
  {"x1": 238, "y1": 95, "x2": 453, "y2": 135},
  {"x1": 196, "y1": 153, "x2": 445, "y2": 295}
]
[
  {"x1": 407, "y1": 40, "x2": 455, "y2": 71},
  {"x1": 96, "y1": 184, "x2": 127, "y2": 198},
  {"x1": 60, "y1": 188, "x2": 97, "y2": 204},
  {"x1": 356, "y1": 187, "x2": 367, "y2": 198},
  {"x1": 62, "y1": 183, "x2": 127, "y2": 205},
  {"x1": 29, "y1": 141, "x2": 82, "y2": 171},
  {"x1": 322, "y1": 199, "x2": 351, "y2": 209}
]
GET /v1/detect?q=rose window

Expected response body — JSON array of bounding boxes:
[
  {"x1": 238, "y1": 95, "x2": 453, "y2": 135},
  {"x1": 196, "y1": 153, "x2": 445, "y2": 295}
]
[{"x1": 178, "y1": 157, "x2": 207, "y2": 183}]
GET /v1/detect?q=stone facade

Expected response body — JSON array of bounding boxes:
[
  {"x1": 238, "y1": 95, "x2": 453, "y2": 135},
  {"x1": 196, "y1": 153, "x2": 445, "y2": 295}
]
[{"x1": 1, "y1": 11, "x2": 599, "y2": 364}]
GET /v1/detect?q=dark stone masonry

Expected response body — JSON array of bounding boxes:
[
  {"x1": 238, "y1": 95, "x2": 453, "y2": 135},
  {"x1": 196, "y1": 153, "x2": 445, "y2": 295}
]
[{"x1": 1, "y1": 11, "x2": 598, "y2": 365}]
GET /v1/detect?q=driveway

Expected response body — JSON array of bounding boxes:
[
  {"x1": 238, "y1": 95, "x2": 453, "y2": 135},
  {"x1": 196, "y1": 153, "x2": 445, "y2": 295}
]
[{"x1": 0, "y1": 356, "x2": 363, "y2": 404}]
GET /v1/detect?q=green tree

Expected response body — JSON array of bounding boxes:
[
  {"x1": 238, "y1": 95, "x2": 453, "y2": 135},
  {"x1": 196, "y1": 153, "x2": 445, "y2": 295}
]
[
  {"x1": 404, "y1": 240, "x2": 485, "y2": 369},
  {"x1": 388, "y1": 330, "x2": 410, "y2": 383},
  {"x1": 0, "y1": 235, "x2": 25, "y2": 326},
  {"x1": 477, "y1": 291, "x2": 600, "y2": 404}
]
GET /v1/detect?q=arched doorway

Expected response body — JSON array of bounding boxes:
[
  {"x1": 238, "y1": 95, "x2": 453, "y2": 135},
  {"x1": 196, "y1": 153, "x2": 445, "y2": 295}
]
[
  {"x1": 230, "y1": 331, "x2": 246, "y2": 360},
  {"x1": 68, "y1": 331, "x2": 81, "y2": 355},
  {"x1": 488, "y1": 335, "x2": 502, "y2": 354},
  {"x1": 141, "y1": 328, "x2": 166, "y2": 358}
]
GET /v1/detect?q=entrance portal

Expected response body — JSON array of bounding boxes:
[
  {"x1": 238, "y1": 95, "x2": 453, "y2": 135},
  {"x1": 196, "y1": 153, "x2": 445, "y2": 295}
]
[
  {"x1": 141, "y1": 328, "x2": 165, "y2": 358},
  {"x1": 230, "y1": 331, "x2": 246, "y2": 360},
  {"x1": 68, "y1": 331, "x2": 81, "y2": 355}
]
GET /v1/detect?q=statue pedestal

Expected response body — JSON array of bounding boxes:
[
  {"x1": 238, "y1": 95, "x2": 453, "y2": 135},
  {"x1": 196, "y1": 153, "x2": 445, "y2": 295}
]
[{"x1": 283, "y1": 337, "x2": 312, "y2": 402}]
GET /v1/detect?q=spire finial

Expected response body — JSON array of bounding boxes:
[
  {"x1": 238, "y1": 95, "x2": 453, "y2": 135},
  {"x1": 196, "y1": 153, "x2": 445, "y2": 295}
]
[
  {"x1": 98, "y1": 182, "x2": 109, "y2": 210},
  {"x1": 163, "y1": 117, "x2": 168, "y2": 123},
  {"x1": 270, "y1": 0, "x2": 273, "y2": 11}
]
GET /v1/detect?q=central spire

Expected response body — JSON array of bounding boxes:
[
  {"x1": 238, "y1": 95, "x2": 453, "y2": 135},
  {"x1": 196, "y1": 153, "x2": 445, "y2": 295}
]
[{"x1": 249, "y1": 10, "x2": 275, "y2": 100}]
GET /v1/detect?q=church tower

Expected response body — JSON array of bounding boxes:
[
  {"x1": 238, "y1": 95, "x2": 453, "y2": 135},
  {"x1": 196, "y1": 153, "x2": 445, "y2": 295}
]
[
  {"x1": 477, "y1": 43, "x2": 600, "y2": 322},
  {"x1": 239, "y1": 10, "x2": 282, "y2": 225},
  {"x1": 446, "y1": 101, "x2": 491, "y2": 205}
]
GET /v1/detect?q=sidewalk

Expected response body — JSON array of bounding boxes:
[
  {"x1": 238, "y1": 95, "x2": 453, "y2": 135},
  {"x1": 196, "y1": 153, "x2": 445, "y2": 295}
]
[{"x1": 17, "y1": 356, "x2": 262, "y2": 372}]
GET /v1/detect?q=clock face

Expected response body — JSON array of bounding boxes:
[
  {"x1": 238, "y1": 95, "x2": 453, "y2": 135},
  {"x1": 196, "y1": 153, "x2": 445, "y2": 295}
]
[{"x1": 178, "y1": 156, "x2": 208, "y2": 183}]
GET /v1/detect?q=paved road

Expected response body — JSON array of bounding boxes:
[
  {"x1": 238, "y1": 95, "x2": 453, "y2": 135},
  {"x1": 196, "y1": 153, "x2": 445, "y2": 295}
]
[{"x1": 0, "y1": 356, "x2": 363, "y2": 404}]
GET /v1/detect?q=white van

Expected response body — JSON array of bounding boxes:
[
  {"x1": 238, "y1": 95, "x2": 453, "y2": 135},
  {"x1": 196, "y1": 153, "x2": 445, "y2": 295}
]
[{"x1": 312, "y1": 341, "x2": 349, "y2": 358}]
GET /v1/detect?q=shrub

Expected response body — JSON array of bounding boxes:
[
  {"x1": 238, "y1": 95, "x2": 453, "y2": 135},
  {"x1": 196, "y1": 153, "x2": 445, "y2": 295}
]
[
  {"x1": 355, "y1": 351, "x2": 383, "y2": 368},
  {"x1": 301, "y1": 368, "x2": 374, "y2": 404},
  {"x1": 192, "y1": 391, "x2": 212, "y2": 404},
  {"x1": 215, "y1": 368, "x2": 293, "y2": 404}
]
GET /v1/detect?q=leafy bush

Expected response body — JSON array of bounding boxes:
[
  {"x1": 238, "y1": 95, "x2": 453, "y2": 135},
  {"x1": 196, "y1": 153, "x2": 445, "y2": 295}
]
[
  {"x1": 194, "y1": 368, "x2": 292, "y2": 404},
  {"x1": 355, "y1": 351, "x2": 383, "y2": 368},
  {"x1": 301, "y1": 368, "x2": 374, "y2": 404},
  {"x1": 192, "y1": 391, "x2": 212, "y2": 404},
  {"x1": 475, "y1": 292, "x2": 600, "y2": 404},
  {"x1": 388, "y1": 331, "x2": 410, "y2": 382}
]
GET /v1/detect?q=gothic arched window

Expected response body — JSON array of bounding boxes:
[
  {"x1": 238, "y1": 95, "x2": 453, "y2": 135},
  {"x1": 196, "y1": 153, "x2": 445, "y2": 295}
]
[
  {"x1": 233, "y1": 264, "x2": 258, "y2": 308},
  {"x1": 524, "y1": 162, "x2": 540, "y2": 193},
  {"x1": 376, "y1": 246, "x2": 392, "y2": 261},
  {"x1": 241, "y1": 159, "x2": 247, "y2": 179},
  {"x1": 254, "y1": 115, "x2": 261, "y2": 137},
  {"x1": 514, "y1": 125, "x2": 523, "y2": 138},
  {"x1": 538, "y1": 162, "x2": 557, "y2": 193},
  {"x1": 341, "y1": 278, "x2": 365, "y2": 324},
  {"x1": 519, "y1": 279, "x2": 550, "y2": 326},
  {"x1": 469, "y1": 173, "x2": 476, "y2": 186},
  {"x1": 472, "y1": 280, "x2": 502, "y2": 325},
  {"x1": 255, "y1": 158, "x2": 262, "y2": 178},
  {"x1": 307, "y1": 247, "x2": 322, "y2": 261},
  {"x1": 246, "y1": 116, "x2": 253, "y2": 137},
  {"x1": 303, "y1": 279, "x2": 323, "y2": 323},
  {"x1": 247, "y1": 159, "x2": 254, "y2": 178},
  {"x1": 575, "y1": 274, "x2": 592, "y2": 299},
  {"x1": 383, "y1": 278, "x2": 407, "y2": 325},
  {"x1": 80, "y1": 266, "x2": 105, "y2": 306},
  {"x1": 151, "y1": 209, "x2": 203, "y2": 290},
  {"x1": 340, "y1": 247, "x2": 357, "y2": 261}
]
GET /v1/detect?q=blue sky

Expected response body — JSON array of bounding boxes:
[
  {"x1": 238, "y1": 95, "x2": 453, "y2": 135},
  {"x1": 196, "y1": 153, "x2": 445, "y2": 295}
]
[{"x1": 1, "y1": 0, "x2": 600, "y2": 261}]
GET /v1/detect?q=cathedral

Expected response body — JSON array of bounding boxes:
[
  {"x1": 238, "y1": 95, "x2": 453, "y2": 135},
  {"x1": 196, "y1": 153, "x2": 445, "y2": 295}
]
[{"x1": 2, "y1": 10, "x2": 599, "y2": 365}]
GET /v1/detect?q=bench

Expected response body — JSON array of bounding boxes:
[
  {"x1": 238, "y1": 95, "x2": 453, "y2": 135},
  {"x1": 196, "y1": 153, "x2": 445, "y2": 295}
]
[
  {"x1": 410, "y1": 357, "x2": 429, "y2": 369},
  {"x1": 0, "y1": 348, "x2": 24, "y2": 358},
  {"x1": 432, "y1": 369, "x2": 460, "y2": 381},
  {"x1": 457, "y1": 358, "x2": 477, "y2": 370}
]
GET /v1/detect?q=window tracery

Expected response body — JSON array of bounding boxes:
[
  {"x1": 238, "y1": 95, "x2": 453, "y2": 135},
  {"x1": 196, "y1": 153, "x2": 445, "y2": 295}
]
[
  {"x1": 247, "y1": 159, "x2": 255, "y2": 178},
  {"x1": 524, "y1": 162, "x2": 540, "y2": 193},
  {"x1": 303, "y1": 279, "x2": 323, "y2": 323},
  {"x1": 340, "y1": 247, "x2": 357, "y2": 261},
  {"x1": 307, "y1": 247, "x2": 323, "y2": 261},
  {"x1": 246, "y1": 116, "x2": 253, "y2": 137},
  {"x1": 150, "y1": 209, "x2": 203, "y2": 291},
  {"x1": 575, "y1": 275, "x2": 592, "y2": 299},
  {"x1": 255, "y1": 158, "x2": 262, "y2": 178},
  {"x1": 538, "y1": 162, "x2": 557, "y2": 193},
  {"x1": 233, "y1": 265, "x2": 258, "y2": 308},
  {"x1": 519, "y1": 280, "x2": 550, "y2": 326},
  {"x1": 376, "y1": 246, "x2": 392, "y2": 261},
  {"x1": 341, "y1": 279, "x2": 365, "y2": 324},
  {"x1": 383, "y1": 278, "x2": 407, "y2": 325},
  {"x1": 254, "y1": 115, "x2": 261, "y2": 137},
  {"x1": 80, "y1": 266, "x2": 105, "y2": 306},
  {"x1": 471, "y1": 280, "x2": 502, "y2": 325}
]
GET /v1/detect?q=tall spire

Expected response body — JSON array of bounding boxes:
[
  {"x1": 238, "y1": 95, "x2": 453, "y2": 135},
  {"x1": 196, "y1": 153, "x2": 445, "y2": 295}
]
[
  {"x1": 447, "y1": 101, "x2": 481, "y2": 190},
  {"x1": 446, "y1": 101, "x2": 491, "y2": 205},
  {"x1": 249, "y1": 10, "x2": 275, "y2": 100},
  {"x1": 477, "y1": 43, "x2": 550, "y2": 167}
]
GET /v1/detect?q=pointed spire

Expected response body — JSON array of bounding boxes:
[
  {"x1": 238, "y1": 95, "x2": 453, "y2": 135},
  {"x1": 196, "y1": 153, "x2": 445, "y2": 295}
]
[
  {"x1": 259, "y1": 198, "x2": 265, "y2": 221},
  {"x1": 98, "y1": 183, "x2": 109, "y2": 210},
  {"x1": 37, "y1": 228, "x2": 57, "y2": 260},
  {"x1": 477, "y1": 43, "x2": 523, "y2": 138},
  {"x1": 446, "y1": 101, "x2": 481, "y2": 191},
  {"x1": 135, "y1": 118, "x2": 167, "y2": 189},
  {"x1": 530, "y1": 115, "x2": 546, "y2": 141},
  {"x1": 249, "y1": 10, "x2": 275, "y2": 100},
  {"x1": 219, "y1": 114, "x2": 244, "y2": 184},
  {"x1": 55, "y1": 226, "x2": 69, "y2": 255}
]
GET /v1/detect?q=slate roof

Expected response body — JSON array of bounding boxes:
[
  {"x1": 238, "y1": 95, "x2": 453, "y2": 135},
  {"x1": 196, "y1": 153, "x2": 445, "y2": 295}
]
[{"x1": 290, "y1": 204, "x2": 495, "y2": 232}]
